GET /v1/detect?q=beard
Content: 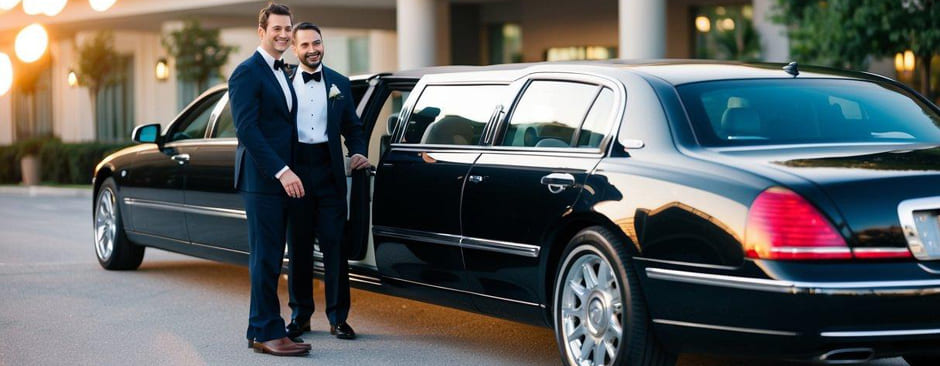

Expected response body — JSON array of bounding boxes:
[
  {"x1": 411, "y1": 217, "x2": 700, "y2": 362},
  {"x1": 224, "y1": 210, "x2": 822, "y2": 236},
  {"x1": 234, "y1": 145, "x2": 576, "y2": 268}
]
[{"x1": 299, "y1": 52, "x2": 322, "y2": 69}]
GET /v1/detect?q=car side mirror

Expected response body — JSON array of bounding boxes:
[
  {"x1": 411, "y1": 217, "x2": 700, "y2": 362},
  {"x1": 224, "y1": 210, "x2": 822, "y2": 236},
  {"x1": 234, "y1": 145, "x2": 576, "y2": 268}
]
[{"x1": 132, "y1": 123, "x2": 161, "y2": 144}]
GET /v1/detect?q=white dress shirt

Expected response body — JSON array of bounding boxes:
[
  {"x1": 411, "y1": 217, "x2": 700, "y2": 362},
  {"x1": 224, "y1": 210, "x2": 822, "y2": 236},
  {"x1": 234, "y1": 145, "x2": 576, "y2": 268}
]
[
  {"x1": 292, "y1": 65, "x2": 329, "y2": 144},
  {"x1": 256, "y1": 47, "x2": 294, "y2": 179}
]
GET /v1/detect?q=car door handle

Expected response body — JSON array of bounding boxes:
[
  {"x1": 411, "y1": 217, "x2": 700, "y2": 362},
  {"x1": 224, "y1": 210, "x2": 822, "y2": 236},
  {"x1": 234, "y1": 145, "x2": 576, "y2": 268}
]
[
  {"x1": 468, "y1": 175, "x2": 484, "y2": 183},
  {"x1": 171, "y1": 154, "x2": 190, "y2": 165},
  {"x1": 541, "y1": 173, "x2": 575, "y2": 194}
]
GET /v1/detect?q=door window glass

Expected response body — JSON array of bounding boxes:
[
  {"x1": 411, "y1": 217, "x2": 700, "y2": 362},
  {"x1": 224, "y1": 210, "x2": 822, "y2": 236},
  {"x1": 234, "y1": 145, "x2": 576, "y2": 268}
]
[
  {"x1": 502, "y1": 81, "x2": 598, "y2": 148},
  {"x1": 400, "y1": 85, "x2": 506, "y2": 145},
  {"x1": 211, "y1": 102, "x2": 236, "y2": 138},
  {"x1": 369, "y1": 90, "x2": 411, "y2": 166},
  {"x1": 577, "y1": 87, "x2": 615, "y2": 148},
  {"x1": 168, "y1": 92, "x2": 223, "y2": 142}
]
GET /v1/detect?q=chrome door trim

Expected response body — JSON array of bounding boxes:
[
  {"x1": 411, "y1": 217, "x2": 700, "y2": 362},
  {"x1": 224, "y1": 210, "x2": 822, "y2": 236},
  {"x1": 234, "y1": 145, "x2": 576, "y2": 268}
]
[
  {"x1": 652, "y1": 319, "x2": 799, "y2": 336},
  {"x1": 385, "y1": 276, "x2": 543, "y2": 308},
  {"x1": 460, "y1": 237, "x2": 540, "y2": 258},
  {"x1": 820, "y1": 328, "x2": 940, "y2": 338},
  {"x1": 646, "y1": 267, "x2": 940, "y2": 294},
  {"x1": 372, "y1": 226, "x2": 462, "y2": 247},
  {"x1": 124, "y1": 198, "x2": 247, "y2": 220},
  {"x1": 373, "y1": 225, "x2": 540, "y2": 257}
]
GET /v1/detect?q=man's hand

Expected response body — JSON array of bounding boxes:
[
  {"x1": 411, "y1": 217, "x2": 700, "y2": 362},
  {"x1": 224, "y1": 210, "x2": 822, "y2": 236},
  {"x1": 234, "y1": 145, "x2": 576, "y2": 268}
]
[
  {"x1": 349, "y1": 154, "x2": 372, "y2": 171},
  {"x1": 279, "y1": 169, "x2": 305, "y2": 198}
]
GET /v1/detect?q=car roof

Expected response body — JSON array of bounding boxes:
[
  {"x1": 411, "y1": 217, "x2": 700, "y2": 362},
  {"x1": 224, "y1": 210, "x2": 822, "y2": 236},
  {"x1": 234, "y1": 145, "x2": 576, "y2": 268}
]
[{"x1": 387, "y1": 59, "x2": 889, "y2": 86}]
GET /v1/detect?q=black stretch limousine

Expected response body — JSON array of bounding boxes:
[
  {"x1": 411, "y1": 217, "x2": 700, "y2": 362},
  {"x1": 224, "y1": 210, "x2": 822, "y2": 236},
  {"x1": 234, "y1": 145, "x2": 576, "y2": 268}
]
[{"x1": 93, "y1": 61, "x2": 940, "y2": 365}]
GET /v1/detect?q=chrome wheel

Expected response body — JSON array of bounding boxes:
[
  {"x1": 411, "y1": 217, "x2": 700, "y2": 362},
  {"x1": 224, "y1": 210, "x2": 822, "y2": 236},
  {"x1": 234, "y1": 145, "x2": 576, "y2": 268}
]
[
  {"x1": 560, "y1": 251, "x2": 622, "y2": 366},
  {"x1": 95, "y1": 188, "x2": 116, "y2": 261}
]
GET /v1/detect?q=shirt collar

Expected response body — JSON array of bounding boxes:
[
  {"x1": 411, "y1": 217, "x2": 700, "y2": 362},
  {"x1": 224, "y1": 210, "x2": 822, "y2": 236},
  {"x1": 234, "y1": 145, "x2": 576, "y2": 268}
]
[
  {"x1": 256, "y1": 46, "x2": 284, "y2": 71},
  {"x1": 298, "y1": 63, "x2": 323, "y2": 75}
]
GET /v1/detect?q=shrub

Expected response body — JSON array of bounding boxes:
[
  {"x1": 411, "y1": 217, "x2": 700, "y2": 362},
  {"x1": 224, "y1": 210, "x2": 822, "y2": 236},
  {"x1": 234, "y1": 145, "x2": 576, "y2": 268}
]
[{"x1": 0, "y1": 139, "x2": 132, "y2": 185}]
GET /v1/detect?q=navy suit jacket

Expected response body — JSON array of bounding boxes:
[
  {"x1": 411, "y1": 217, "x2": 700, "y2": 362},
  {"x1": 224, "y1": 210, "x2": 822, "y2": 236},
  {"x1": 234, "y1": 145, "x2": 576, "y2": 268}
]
[{"x1": 229, "y1": 51, "x2": 298, "y2": 194}]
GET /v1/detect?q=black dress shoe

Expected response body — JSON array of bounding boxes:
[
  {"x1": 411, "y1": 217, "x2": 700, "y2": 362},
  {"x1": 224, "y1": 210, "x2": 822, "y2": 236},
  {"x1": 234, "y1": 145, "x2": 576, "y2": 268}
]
[
  {"x1": 286, "y1": 320, "x2": 311, "y2": 339},
  {"x1": 330, "y1": 322, "x2": 356, "y2": 340}
]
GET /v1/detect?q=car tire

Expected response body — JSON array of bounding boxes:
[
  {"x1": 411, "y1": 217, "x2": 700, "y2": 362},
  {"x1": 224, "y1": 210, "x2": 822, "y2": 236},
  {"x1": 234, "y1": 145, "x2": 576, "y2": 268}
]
[
  {"x1": 904, "y1": 354, "x2": 940, "y2": 366},
  {"x1": 553, "y1": 226, "x2": 675, "y2": 366},
  {"x1": 94, "y1": 177, "x2": 144, "y2": 270}
]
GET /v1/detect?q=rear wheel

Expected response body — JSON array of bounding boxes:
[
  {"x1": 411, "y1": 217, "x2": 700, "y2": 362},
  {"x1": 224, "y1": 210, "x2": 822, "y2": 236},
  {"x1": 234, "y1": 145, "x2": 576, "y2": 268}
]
[
  {"x1": 95, "y1": 177, "x2": 144, "y2": 270},
  {"x1": 904, "y1": 354, "x2": 940, "y2": 366},
  {"x1": 553, "y1": 226, "x2": 675, "y2": 366}
]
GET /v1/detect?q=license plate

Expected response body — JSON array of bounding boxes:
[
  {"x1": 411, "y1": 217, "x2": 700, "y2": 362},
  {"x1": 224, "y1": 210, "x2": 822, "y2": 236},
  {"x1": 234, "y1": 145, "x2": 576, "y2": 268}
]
[{"x1": 898, "y1": 197, "x2": 940, "y2": 260}]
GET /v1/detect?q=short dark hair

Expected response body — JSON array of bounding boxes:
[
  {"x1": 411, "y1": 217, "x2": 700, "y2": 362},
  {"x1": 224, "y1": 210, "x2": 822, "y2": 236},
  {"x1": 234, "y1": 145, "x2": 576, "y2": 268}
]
[
  {"x1": 292, "y1": 22, "x2": 322, "y2": 38},
  {"x1": 258, "y1": 2, "x2": 292, "y2": 30}
]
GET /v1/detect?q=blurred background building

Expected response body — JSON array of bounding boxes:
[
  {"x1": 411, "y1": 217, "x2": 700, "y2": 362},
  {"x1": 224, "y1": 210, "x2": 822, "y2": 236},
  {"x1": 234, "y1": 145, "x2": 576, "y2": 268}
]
[{"x1": 0, "y1": 0, "x2": 931, "y2": 145}]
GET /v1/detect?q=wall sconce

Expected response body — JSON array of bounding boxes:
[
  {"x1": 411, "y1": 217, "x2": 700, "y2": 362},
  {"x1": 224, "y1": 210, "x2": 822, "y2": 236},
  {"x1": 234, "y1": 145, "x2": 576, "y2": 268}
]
[
  {"x1": 67, "y1": 69, "x2": 78, "y2": 87},
  {"x1": 695, "y1": 16, "x2": 711, "y2": 33},
  {"x1": 895, "y1": 50, "x2": 916, "y2": 81},
  {"x1": 155, "y1": 58, "x2": 169, "y2": 81}
]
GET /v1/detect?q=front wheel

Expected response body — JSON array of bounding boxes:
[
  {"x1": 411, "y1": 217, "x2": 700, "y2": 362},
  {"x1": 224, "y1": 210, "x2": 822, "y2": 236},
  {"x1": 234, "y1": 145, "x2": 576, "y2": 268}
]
[
  {"x1": 904, "y1": 354, "x2": 940, "y2": 366},
  {"x1": 94, "y1": 177, "x2": 144, "y2": 270},
  {"x1": 553, "y1": 226, "x2": 675, "y2": 366}
]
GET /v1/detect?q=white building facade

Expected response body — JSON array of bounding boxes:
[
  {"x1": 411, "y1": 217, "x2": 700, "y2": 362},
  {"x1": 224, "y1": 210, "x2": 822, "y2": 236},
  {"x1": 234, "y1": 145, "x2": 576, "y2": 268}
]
[{"x1": 0, "y1": 0, "x2": 798, "y2": 144}]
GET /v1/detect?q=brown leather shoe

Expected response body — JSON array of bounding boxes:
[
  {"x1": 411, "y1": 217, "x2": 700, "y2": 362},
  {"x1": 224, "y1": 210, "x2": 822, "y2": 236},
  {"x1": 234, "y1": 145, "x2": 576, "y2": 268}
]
[
  {"x1": 248, "y1": 338, "x2": 311, "y2": 350},
  {"x1": 251, "y1": 337, "x2": 310, "y2": 356}
]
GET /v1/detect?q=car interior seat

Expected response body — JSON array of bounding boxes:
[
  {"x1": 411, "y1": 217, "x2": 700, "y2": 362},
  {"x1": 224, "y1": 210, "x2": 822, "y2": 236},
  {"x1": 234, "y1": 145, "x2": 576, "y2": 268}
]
[
  {"x1": 420, "y1": 115, "x2": 476, "y2": 145},
  {"x1": 720, "y1": 107, "x2": 762, "y2": 139}
]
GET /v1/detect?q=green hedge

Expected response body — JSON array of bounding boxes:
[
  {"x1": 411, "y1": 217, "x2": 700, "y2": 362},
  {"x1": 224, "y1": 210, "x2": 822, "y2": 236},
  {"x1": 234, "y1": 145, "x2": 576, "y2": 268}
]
[{"x1": 0, "y1": 137, "x2": 132, "y2": 185}]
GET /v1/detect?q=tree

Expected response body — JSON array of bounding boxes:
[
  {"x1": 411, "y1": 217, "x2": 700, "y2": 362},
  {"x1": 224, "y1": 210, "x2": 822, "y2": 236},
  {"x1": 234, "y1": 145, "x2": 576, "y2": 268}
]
[
  {"x1": 162, "y1": 19, "x2": 236, "y2": 93},
  {"x1": 773, "y1": 0, "x2": 938, "y2": 99},
  {"x1": 76, "y1": 31, "x2": 121, "y2": 141}
]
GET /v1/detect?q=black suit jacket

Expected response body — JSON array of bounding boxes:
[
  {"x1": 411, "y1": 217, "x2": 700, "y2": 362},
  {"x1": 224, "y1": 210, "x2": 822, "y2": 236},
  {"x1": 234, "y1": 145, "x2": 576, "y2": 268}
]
[
  {"x1": 229, "y1": 51, "x2": 298, "y2": 194},
  {"x1": 318, "y1": 66, "x2": 367, "y2": 195}
]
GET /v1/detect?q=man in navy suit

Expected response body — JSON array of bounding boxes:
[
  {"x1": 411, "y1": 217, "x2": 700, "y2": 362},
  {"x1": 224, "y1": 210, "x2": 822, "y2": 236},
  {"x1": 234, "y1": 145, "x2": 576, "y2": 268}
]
[
  {"x1": 228, "y1": 2, "x2": 310, "y2": 357},
  {"x1": 284, "y1": 22, "x2": 370, "y2": 342}
]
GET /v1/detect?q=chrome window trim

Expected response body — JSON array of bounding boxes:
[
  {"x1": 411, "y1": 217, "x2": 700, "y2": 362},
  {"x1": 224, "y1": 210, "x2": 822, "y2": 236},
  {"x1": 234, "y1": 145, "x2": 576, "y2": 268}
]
[
  {"x1": 387, "y1": 146, "x2": 605, "y2": 158},
  {"x1": 646, "y1": 267, "x2": 940, "y2": 294},
  {"x1": 820, "y1": 328, "x2": 940, "y2": 338},
  {"x1": 652, "y1": 319, "x2": 798, "y2": 337},
  {"x1": 897, "y1": 196, "x2": 940, "y2": 260},
  {"x1": 385, "y1": 275, "x2": 543, "y2": 308},
  {"x1": 162, "y1": 139, "x2": 238, "y2": 148},
  {"x1": 124, "y1": 198, "x2": 246, "y2": 220},
  {"x1": 372, "y1": 225, "x2": 540, "y2": 257}
]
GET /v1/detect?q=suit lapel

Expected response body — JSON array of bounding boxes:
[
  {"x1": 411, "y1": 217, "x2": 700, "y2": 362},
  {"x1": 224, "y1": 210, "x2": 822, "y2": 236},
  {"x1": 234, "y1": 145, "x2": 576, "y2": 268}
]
[
  {"x1": 252, "y1": 51, "x2": 292, "y2": 116},
  {"x1": 323, "y1": 67, "x2": 338, "y2": 135}
]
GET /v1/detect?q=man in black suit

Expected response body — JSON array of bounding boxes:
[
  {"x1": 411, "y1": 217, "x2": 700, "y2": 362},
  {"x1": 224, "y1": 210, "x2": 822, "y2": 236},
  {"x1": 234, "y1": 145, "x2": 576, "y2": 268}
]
[
  {"x1": 228, "y1": 2, "x2": 310, "y2": 357},
  {"x1": 284, "y1": 22, "x2": 370, "y2": 342}
]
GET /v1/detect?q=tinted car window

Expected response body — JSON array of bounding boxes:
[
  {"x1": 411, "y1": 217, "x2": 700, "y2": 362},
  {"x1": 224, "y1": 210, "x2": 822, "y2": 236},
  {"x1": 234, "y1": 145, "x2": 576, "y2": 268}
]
[
  {"x1": 502, "y1": 81, "x2": 599, "y2": 148},
  {"x1": 211, "y1": 102, "x2": 236, "y2": 138},
  {"x1": 577, "y1": 87, "x2": 615, "y2": 148},
  {"x1": 169, "y1": 92, "x2": 223, "y2": 142},
  {"x1": 677, "y1": 79, "x2": 940, "y2": 146},
  {"x1": 401, "y1": 85, "x2": 505, "y2": 145}
]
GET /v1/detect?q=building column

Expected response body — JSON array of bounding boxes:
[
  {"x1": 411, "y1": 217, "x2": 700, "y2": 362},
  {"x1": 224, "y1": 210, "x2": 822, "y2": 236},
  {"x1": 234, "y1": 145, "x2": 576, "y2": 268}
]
[
  {"x1": 752, "y1": 0, "x2": 789, "y2": 62},
  {"x1": 619, "y1": 0, "x2": 665, "y2": 59},
  {"x1": 397, "y1": 0, "x2": 437, "y2": 70}
]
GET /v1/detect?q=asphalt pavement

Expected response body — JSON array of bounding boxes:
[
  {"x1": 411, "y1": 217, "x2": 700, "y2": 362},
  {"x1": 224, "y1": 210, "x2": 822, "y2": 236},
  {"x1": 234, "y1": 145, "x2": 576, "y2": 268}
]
[{"x1": 0, "y1": 187, "x2": 910, "y2": 366}]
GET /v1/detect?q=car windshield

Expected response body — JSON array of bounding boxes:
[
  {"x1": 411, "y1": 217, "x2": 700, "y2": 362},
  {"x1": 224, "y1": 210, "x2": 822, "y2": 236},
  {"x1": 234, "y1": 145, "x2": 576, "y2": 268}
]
[{"x1": 676, "y1": 78, "x2": 940, "y2": 147}]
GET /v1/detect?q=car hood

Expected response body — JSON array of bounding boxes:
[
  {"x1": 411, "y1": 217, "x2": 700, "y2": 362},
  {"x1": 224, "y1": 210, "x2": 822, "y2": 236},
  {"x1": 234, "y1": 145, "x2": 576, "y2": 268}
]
[{"x1": 712, "y1": 143, "x2": 940, "y2": 248}]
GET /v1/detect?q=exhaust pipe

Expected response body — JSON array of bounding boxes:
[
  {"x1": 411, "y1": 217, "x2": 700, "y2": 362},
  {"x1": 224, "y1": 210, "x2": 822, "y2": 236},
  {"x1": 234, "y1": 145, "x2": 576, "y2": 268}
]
[{"x1": 818, "y1": 348, "x2": 875, "y2": 364}]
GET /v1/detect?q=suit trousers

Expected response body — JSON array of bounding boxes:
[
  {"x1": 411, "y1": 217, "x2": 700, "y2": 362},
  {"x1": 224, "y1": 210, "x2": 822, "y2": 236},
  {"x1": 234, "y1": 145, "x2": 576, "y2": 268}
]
[
  {"x1": 242, "y1": 191, "x2": 290, "y2": 343},
  {"x1": 287, "y1": 142, "x2": 350, "y2": 326}
]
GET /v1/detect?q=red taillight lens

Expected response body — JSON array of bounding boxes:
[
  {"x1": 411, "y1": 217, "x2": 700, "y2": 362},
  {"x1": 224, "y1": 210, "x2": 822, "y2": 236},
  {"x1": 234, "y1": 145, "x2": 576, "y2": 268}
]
[{"x1": 744, "y1": 187, "x2": 850, "y2": 260}]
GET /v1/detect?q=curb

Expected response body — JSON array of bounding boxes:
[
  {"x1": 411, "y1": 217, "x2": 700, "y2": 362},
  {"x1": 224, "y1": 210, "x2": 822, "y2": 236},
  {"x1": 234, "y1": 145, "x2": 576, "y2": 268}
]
[{"x1": 0, "y1": 185, "x2": 93, "y2": 198}]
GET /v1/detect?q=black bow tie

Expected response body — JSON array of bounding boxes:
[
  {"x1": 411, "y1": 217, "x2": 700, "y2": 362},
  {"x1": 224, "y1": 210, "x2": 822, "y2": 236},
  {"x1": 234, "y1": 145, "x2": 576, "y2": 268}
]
[
  {"x1": 302, "y1": 71, "x2": 322, "y2": 83},
  {"x1": 273, "y1": 59, "x2": 286, "y2": 71}
]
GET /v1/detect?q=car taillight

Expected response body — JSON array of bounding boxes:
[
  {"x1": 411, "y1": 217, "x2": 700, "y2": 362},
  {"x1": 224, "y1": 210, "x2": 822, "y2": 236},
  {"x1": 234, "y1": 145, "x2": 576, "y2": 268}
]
[{"x1": 744, "y1": 187, "x2": 851, "y2": 260}]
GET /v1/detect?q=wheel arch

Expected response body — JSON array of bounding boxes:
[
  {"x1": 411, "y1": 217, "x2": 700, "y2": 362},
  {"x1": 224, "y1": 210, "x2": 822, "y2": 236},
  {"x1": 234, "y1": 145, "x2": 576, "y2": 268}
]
[{"x1": 539, "y1": 211, "x2": 639, "y2": 326}]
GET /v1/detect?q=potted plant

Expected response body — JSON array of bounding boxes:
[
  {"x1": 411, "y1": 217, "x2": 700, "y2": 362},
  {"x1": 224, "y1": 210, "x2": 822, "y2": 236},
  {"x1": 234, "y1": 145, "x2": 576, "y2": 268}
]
[{"x1": 16, "y1": 137, "x2": 45, "y2": 185}]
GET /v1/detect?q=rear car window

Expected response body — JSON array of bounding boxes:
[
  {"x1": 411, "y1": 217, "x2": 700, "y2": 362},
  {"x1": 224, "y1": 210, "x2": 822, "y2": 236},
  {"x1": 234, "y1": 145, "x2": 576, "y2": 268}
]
[
  {"x1": 677, "y1": 79, "x2": 940, "y2": 146},
  {"x1": 400, "y1": 84, "x2": 506, "y2": 145},
  {"x1": 502, "y1": 80, "x2": 599, "y2": 148}
]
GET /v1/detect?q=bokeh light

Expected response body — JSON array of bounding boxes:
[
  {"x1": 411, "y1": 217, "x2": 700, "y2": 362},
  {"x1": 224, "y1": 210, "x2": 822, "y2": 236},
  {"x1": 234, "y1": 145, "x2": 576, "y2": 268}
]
[
  {"x1": 0, "y1": 0, "x2": 20, "y2": 11},
  {"x1": 15, "y1": 23, "x2": 49, "y2": 63},
  {"x1": 89, "y1": 0, "x2": 116, "y2": 12},
  {"x1": 43, "y1": 0, "x2": 68, "y2": 16},
  {"x1": 0, "y1": 53, "x2": 13, "y2": 96},
  {"x1": 695, "y1": 16, "x2": 711, "y2": 33},
  {"x1": 22, "y1": 0, "x2": 42, "y2": 15}
]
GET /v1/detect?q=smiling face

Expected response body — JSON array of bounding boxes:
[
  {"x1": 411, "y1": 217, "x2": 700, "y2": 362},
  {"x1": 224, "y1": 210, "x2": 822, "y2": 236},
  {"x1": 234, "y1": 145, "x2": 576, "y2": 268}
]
[
  {"x1": 258, "y1": 13, "x2": 292, "y2": 57},
  {"x1": 292, "y1": 28, "x2": 324, "y2": 71}
]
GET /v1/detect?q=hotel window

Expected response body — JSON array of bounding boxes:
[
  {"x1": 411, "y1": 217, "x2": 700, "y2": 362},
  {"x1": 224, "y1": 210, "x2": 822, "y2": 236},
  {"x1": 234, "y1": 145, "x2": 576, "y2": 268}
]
[
  {"x1": 488, "y1": 23, "x2": 522, "y2": 64},
  {"x1": 691, "y1": 4, "x2": 761, "y2": 61},
  {"x1": 96, "y1": 55, "x2": 135, "y2": 142}
]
